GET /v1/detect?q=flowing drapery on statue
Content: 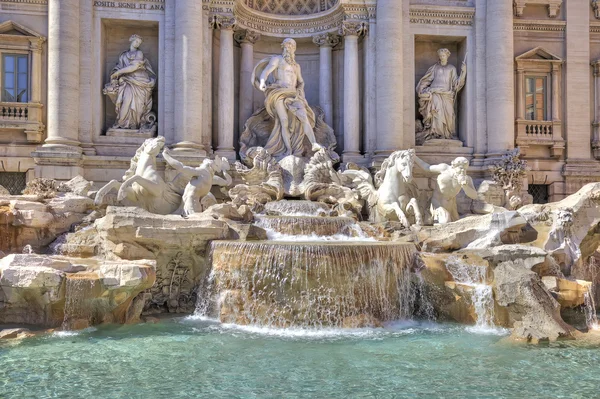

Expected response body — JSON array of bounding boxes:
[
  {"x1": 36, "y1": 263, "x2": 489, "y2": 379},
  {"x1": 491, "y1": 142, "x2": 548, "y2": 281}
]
[
  {"x1": 416, "y1": 48, "x2": 466, "y2": 145},
  {"x1": 253, "y1": 57, "x2": 317, "y2": 158},
  {"x1": 240, "y1": 38, "x2": 333, "y2": 163},
  {"x1": 103, "y1": 34, "x2": 157, "y2": 133}
]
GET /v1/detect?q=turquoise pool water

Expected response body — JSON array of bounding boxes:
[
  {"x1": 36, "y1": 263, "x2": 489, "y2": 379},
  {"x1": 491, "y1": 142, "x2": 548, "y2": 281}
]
[{"x1": 1, "y1": 318, "x2": 599, "y2": 398}]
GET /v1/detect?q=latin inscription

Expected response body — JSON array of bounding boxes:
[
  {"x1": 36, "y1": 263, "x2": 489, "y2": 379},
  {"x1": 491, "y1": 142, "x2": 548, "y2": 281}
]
[{"x1": 93, "y1": 1, "x2": 165, "y2": 11}]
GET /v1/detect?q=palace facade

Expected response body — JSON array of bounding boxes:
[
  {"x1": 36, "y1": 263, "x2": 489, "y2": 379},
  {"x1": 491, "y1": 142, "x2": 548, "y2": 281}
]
[{"x1": 0, "y1": 0, "x2": 599, "y2": 202}]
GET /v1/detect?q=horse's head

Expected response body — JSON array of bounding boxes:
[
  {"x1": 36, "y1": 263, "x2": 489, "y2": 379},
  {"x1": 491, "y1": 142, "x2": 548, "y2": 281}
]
[
  {"x1": 143, "y1": 136, "x2": 165, "y2": 156},
  {"x1": 393, "y1": 150, "x2": 415, "y2": 183}
]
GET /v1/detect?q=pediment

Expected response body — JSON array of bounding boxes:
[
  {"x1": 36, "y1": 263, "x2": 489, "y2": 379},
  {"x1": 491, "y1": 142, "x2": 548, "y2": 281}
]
[
  {"x1": 0, "y1": 20, "x2": 44, "y2": 38},
  {"x1": 516, "y1": 47, "x2": 562, "y2": 62}
]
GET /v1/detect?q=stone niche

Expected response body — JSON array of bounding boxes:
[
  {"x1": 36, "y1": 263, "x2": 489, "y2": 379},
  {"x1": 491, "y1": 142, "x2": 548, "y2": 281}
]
[
  {"x1": 414, "y1": 35, "x2": 471, "y2": 162},
  {"x1": 101, "y1": 19, "x2": 159, "y2": 136}
]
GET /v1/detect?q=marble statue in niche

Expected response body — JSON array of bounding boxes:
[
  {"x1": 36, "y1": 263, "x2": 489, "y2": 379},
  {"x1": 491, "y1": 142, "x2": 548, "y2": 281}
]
[
  {"x1": 239, "y1": 37, "x2": 337, "y2": 196},
  {"x1": 254, "y1": 38, "x2": 324, "y2": 158},
  {"x1": 103, "y1": 34, "x2": 157, "y2": 135},
  {"x1": 416, "y1": 48, "x2": 466, "y2": 145}
]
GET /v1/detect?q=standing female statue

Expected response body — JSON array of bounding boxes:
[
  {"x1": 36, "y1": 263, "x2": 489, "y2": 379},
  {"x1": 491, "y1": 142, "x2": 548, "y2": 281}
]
[
  {"x1": 416, "y1": 48, "x2": 466, "y2": 144},
  {"x1": 104, "y1": 34, "x2": 157, "y2": 133}
]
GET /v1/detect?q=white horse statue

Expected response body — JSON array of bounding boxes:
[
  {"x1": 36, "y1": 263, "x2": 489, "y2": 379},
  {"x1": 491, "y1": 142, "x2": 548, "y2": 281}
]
[
  {"x1": 343, "y1": 149, "x2": 422, "y2": 226},
  {"x1": 94, "y1": 136, "x2": 181, "y2": 215}
]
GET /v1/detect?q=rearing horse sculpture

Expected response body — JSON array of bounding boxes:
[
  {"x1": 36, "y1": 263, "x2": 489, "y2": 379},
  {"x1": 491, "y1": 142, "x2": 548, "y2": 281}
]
[
  {"x1": 94, "y1": 136, "x2": 182, "y2": 215},
  {"x1": 343, "y1": 149, "x2": 422, "y2": 227}
]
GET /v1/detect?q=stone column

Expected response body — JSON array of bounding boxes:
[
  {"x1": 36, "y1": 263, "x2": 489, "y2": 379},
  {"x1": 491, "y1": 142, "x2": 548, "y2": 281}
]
[
  {"x1": 592, "y1": 61, "x2": 600, "y2": 158},
  {"x1": 341, "y1": 21, "x2": 367, "y2": 162},
  {"x1": 563, "y1": 0, "x2": 599, "y2": 194},
  {"x1": 43, "y1": 0, "x2": 81, "y2": 151},
  {"x1": 516, "y1": 67, "x2": 524, "y2": 120},
  {"x1": 375, "y1": 0, "x2": 403, "y2": 161},
  {"x1": 485, "y1": 0, "x2": 514, "y2": 162},
  {"x1": 312, "y1": 33, "x2": 340, "y2": 127},
  {"x1": 202, "y1": 10, "x2": 213, "y2": 153},
  {"x1": 213, "y1": 15, "x2": 237, "y2": 161},
  {"x1": 235, "y1": 29, "x2": 261, "y2": 135},
  {"x1": 551, "y1": 64, "x2": 560, "y2": 122},
  {"x1": 363, "y1": 12, "x2": 377, "y2": 160},
  {"x1": 172, "y1": 0, "x2": 205, "y2": 157}
]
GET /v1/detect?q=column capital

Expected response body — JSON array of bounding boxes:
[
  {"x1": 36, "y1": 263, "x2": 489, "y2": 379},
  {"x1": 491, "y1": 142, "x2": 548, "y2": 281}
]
[
  {"x1": 593, "y1": 60, "x2": 600, "y2": 76},
  {"x1": 210, "y1": 14, "x2": 236, "y2": 30},
  {"x1": 234, "y1": 29, "x2": 261, "y2": 45},
  {"x1": 312, "y1": 33, "x2": 341, "y2": 48},
  {"x1": 339, "y1": 21, "x2": 368, "y2": 38}
]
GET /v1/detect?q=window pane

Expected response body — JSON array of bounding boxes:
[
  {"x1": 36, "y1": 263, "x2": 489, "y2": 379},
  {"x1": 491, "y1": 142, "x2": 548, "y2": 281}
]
[
  {"x1": 526, "y1": 78, "x2": 535, "y2": 94},
  {"x1": 3, "y1": 88, "x2": 15, "y2": 102},
  {"x1": 4, "y1": 72, "x2": 14, "y2": 89},
  {"x1": 17, "y1": 73, "x2": 27, "y2": 90},
  {"x1": 536, "y1": 78, "x2": 545, "y2": 93},
  {"x1": 4, "y1": 56, "x2": 14, "y2": 73},
  {"x1": 17, "y1": 56, "x2": 27, "y2": 73}
]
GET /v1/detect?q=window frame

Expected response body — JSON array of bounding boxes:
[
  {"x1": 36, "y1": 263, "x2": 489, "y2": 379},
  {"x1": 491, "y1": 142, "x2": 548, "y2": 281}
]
[
  {"x1": 1, "y1": 52, "x2": 30, "y2": 103},
  {"x1": 524, "y1": 75, "x2": 548, "y2": 122}
]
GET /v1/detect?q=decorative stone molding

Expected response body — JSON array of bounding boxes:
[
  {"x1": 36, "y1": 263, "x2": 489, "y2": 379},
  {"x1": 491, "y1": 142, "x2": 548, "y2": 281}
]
[
  {"x1": 0, "y1": 20, "x2": 46, "y2": 143},
  {"x1": 243, "y1": 0, "x2": 338, "y2": 16},
  {"x1": 339, "y1": 20, "x2": 367, "y2": 37},
  {"x1": 312, "y1": 32, "x2": 341, "y2": 47},
  {"x1": 513, "y1": 20, "x2": 566, "y2": 32},
  {"x1": 210, "y1": 14, "x2": 237, "y2": 30},
  {"x1": 409, "y1": 5, "x2": 475, "y2": 26},
  {"x1": 234, "y1": 29, "x2": 261, "y2": 44},
  {"x1": 232, "y1": 0, "x2": 343, "y2": 38},
  {"x1": 513, "y1": 0, "x2": 562, "y2": 18},
  {"x1": 514, "y1": 47, "x2": 565, "y2": 158}
]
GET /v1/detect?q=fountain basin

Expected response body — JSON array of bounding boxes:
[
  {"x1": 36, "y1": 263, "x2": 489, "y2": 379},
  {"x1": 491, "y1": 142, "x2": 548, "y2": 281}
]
[{"x1": 201, "y1": 241, "x2": 418, "y2": 328}]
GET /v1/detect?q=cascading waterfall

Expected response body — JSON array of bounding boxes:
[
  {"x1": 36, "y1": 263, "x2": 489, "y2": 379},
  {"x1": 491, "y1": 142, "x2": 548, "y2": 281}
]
[
  {"x1": 255, "y1": 216, "x2": 373, "y2": 241},
  {"x1": 445, "y1": 257, "x2": 496, "y2": 329},
  {"x1": 197, "y1": 241, "x2": 417, "y2": 328},
  {"x1": 263, "y1": 200, "x2": 331, "y2": 216},
  {"x1": 62, "y1": 274, "x2": 101, "y2": 330},
  {"x1": 584, "y1": 291, "x2": 599, "y2": 330}
]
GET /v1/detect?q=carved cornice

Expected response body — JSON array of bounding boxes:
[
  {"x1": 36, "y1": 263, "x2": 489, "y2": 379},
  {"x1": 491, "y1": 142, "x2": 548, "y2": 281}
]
[
  {"x1": 513, "y1": 19, "x2": 566, "y2": 32},
  {"x1": 232, "y1": 0, "x2": 343, "y2": 38},
  {"x1": 312, "y1": 32, "x2": 341, "y2": 47},
  {"x1": 210, "y1": 14, "x2": 237, "y2": 30},
  {"x1": 234, "y1": 29, "x2": 260, "y2": 44},
  {"x1": 0, "y1": 0, "x2": 47, "y2": 4},
  {"x1": 409, "y1": 5, "x2": 474, "y2": 26},
  {"x1": 591, "y1": 22, "x2": 600, "y2": 33},
  {"x1": 514, "y1": 0, "x2": 562, "y2": 18},
  {"x1": 339, "y1": 20, "x2": 367, "y2": 37}
]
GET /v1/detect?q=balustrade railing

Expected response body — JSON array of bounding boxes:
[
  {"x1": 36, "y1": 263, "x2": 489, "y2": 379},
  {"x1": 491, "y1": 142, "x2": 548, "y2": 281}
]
[
  {"x1": 0, "y1": 103, "x2": 29, "y2": 121},
  {"x1": 524, "y1": 121, "x2": 553, "y2": 136},
  {"x1": 0, "y1": 102, "x2": 44, "y2": 143}
]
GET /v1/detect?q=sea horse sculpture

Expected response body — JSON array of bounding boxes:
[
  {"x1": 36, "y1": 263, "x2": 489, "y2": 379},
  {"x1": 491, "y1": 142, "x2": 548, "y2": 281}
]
[
  {"x1": 94, "y1": 136, "x2": 181, "y2": 215},
  {"x1": 343, "y1": 149, "x2": 422, "y2": 226}
]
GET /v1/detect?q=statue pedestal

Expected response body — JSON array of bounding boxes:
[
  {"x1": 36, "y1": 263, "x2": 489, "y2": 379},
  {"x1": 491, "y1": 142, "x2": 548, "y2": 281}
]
[
  {"x1": 106, "y1": 126, "x2": 156, "y2": 139},
  {"x1": 422, "y1": 138, "x2": 464, "y2": 148},
  {"x1": 415, "y1": 139, "x2": 473, "y2": 166}
]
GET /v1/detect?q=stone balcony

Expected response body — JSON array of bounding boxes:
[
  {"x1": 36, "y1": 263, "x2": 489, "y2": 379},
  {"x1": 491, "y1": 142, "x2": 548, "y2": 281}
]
[
  {"x1": 515, "y1": 119, "x2": 565, "y2": 158},
  {"x1": 0, "y1": 102, "x2": 45, "y2": 143}
]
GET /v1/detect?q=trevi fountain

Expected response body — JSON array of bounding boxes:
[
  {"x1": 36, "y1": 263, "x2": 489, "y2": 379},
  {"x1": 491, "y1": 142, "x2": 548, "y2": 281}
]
[{"x1": 2, "y1": 13, "x2": 600, "y2": 397}]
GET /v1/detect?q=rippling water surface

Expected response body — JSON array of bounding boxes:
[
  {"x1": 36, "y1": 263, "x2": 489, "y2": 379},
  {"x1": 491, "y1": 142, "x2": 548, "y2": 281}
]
[{"x1": 1, "y1": 318, "x2": 599, "y2": 398}]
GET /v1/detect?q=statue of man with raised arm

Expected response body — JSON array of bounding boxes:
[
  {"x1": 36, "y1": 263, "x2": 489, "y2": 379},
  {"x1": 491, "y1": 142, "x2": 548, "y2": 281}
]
[{"x1": 252, "y1": 38, "x2": 324, "y2": 159}]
